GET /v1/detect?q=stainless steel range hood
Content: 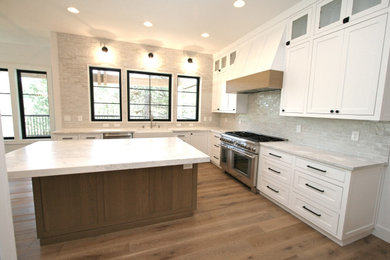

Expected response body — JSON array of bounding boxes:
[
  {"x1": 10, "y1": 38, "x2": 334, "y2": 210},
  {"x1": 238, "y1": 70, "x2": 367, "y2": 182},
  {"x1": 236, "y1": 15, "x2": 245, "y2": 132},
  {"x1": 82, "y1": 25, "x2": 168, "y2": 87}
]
[{"x1": 226, "y1": 24, "x2": 286, "y2": 93}]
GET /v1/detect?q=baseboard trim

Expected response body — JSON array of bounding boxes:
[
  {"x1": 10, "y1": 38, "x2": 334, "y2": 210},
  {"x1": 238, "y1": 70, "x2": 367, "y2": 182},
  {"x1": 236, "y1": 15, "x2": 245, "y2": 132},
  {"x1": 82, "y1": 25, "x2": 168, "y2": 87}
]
[{"x1": 373, "y1": 224, "x2": 390, "y2": 243}]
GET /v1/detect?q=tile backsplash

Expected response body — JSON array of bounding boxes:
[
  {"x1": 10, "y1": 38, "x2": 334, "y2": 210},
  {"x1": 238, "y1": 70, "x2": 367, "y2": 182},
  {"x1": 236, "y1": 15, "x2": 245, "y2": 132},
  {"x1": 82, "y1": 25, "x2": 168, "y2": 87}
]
[{"x1": 219, "y1": 91, "x2": 390, "y2": 162}]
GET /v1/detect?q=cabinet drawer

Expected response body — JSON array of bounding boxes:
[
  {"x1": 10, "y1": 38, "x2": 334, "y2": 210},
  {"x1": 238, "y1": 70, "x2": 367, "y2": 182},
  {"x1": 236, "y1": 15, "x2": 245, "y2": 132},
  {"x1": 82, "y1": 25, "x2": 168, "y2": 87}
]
[
  {"x1": 56, "y1": 134, "x2": 79, "y2": 141},
  {"x1": 262, "y1": 157, "x2": 292, "y2": 186},
  {"x1": 295, "y1": 158, "x2": 347, "y2": 182},
  {"x1": 291, "y1": 193, "x2": 339, "y2": 235},
  {"x1": 293, "y1": 170, "x2": 343, "y2": 210},
  {"x1": 261, "y1": 147, "x2": 294, "y2": 165},
  {"x1": 261, "y1": 177, "x2": 290, "y2": 206},
  {"x1": 79, "y1": 133, "x2": 102, "y2": 140},
  {"x1": 210, "y1": 133, "x2": 221, "y2": 145}
]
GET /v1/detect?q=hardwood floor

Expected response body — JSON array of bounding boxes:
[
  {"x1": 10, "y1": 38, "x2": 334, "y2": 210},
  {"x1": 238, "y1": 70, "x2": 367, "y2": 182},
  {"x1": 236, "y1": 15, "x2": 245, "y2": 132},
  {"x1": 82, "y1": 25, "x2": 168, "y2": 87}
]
[{"x1": 10, "y1": 163, "x2": 390, "y2": 259}]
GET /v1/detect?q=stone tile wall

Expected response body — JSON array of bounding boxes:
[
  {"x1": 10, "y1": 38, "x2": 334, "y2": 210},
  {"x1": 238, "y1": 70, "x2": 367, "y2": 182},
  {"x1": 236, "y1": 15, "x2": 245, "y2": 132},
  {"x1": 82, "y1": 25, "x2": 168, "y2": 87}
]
[{"x1": 57, "y1": 33, "x2": 219, "y2": 129}]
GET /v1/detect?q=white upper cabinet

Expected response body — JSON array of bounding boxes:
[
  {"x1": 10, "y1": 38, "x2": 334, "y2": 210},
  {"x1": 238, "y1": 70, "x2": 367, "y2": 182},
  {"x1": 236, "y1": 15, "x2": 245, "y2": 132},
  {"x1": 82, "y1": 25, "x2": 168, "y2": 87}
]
[
  {"x1": 280, "y1": 41, "x2": 311, "y2": 114},
  {"x1": 286, "y1": 7, "x2": 314, "y2": 46},
  {"x1": 314, "y1": 0, "x2": 389, "y2": 35},
  {"x1": 337, "y1": 14, "x2": 387, "y2": 115},
  {"x1": 307, "y1": 31, "x2": 344, "y2": 114},
  {"x1": 315, "y1": 0, "x2": 347, "y2": 35}
]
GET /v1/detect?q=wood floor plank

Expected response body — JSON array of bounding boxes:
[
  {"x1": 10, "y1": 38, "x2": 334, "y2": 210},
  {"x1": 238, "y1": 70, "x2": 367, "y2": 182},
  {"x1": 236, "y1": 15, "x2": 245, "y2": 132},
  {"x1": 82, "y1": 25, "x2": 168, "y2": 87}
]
[{"x1": 9, "y1": 163, "x2": 390, "y2": 260}]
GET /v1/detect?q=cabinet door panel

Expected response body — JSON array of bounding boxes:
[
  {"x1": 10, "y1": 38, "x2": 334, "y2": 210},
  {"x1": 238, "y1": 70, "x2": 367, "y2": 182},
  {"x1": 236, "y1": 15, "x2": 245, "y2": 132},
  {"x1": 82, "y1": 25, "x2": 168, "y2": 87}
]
[
  {"x1": 338, "y1": 14, "x2": 387, "y2": 115},
  {"x1": 307, "y1": 31, "x2": 344, "y2": 114},
  {"x1": 212, "y1": 73, "x2": 221, "y2": 112},
  {"x1": 315, "y1": 0, "x2": 347, "y2": 35},
  {"x1": 288, "y1": 7, "x2": 313, "y2": 45},
  {"x1": 281, "y1": 42, "x2": 311, "y2": 113},
  {"x1": 347, "y1": 0, "x2": 389, "y2": 21},
  {"x1": 190, "y1": 132, "x2": 208, "y2": 154}
]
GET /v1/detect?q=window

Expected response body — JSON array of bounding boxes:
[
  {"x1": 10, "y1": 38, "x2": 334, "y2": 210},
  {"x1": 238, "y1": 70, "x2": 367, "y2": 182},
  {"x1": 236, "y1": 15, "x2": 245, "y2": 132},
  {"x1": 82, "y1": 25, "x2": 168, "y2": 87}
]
[
  {"x1": 177, "y1": 76, "x2": 200, "y2": 121},
  {"x1": 89, "y1": 67, "x2": 122, "y2": 121},
  {"x1": 128, "y1": 71, "x2": 171, "y2": 121},
  {"x1": 17, "y1": 70, "x2": 50, "y2": 139},
  {"x1": 0, "y1": 69, "x2": 14, "y2": 139}
]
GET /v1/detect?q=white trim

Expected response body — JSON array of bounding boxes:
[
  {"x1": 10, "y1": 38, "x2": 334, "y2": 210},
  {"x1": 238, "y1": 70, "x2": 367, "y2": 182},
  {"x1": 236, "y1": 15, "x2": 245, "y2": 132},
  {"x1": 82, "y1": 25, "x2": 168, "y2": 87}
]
[
  {"x1": 0, "y1": 116, "x2": 17, "y2": 260},
  {"x1": 373, "y1": 224, "x2": 390, "y2": 243},
  {"x1": 50, "y1": 32, "x2": 62, "y2": 131}
]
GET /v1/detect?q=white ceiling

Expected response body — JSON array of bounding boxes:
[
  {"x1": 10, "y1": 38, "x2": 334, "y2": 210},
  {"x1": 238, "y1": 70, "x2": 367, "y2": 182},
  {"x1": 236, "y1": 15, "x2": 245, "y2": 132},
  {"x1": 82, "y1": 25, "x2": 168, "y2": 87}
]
[{"x1": 0, "y1": 0, "x2": 301, "y2": 54}]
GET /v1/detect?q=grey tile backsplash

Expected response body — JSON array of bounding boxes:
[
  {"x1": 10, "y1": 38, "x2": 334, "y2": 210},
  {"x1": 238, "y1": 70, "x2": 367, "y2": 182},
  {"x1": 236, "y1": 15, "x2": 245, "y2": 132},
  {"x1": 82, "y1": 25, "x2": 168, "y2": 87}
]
[{"x1": 219, "y1": 91, "x2": 390, "y2": 163}]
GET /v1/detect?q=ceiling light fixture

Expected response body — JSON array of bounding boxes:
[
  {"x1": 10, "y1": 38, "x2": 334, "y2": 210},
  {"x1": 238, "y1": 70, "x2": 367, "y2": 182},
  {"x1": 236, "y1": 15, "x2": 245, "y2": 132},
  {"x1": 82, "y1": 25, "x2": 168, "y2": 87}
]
[
  {"x1": 148, "y1": 52, "x2": 154, "y2": 58},
  {"x1": 187, "y1": 58, "x2": 193, "y2": 64},
  {"x1": 201, "y1": 33, "x2": 210, "y2": 38},
  {"x1": 233, "y1": 0, "x2": 246, "y2": 8},
  {"x1": 67, "y1": 7, "x2": 80, "y2": 14},
  {"x1": 101, "y1": 45, "x2": 108, "y2": 53},
  {"x1": 144, "y1": 21, "x2": 153, "y2": 27}
]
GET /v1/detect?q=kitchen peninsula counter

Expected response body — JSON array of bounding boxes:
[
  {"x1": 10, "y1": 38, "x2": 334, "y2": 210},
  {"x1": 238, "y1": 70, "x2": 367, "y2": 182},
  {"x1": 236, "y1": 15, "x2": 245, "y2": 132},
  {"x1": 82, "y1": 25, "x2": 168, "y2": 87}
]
[{"x1": 6, "y1": 137, "x2": 209, "y2": 245}]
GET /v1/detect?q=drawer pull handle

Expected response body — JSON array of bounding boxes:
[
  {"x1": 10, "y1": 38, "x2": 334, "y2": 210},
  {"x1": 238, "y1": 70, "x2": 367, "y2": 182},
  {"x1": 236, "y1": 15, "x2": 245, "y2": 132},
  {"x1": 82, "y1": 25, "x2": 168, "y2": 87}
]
[
  {"x1": 307, "y1": 165, "x2": 327, "y2": 173},
  {"x1": 303, "y1": 206, "x2": 321, "y2": 217},
  {"x1": 214, "y1": 135, "x2": 220, "y2": 138},
  {"x1": 214, "y1": 144, "x2": 219, "y2": 148},
  {"x1": 269, "y1": 153, "x2": 282, "y2": 158},
  {"x1": 268, "y1": 168, "x2": 281, "y2": 174},
  {"x1": 305, "y1": 183, "x2": 324, "y2": 193},
  {"x1": 213, "y1": 156, "x2": 219, "y2": 160},
  {"x1": 62, "y1": 137, "x2": 73, "y2": 140},
  {"x1": 266, "y1": 185, "x2": 279, "y2": 193},
  {"x1": 178, "y1": 135, "x2": 186, "y2": 137},
  {"x1": 86, "y1": 137, "x2": 96, "y2": 139}
]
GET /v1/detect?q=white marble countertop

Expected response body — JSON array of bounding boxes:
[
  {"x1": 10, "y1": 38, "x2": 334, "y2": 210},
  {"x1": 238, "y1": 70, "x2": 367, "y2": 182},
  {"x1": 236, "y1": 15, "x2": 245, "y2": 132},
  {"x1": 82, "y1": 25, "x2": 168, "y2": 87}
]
[
  {"x1": 51, "y1": 127, "x2": 228, "y2": 135},
  {"x1": 261, "y1": 142, "x2": 386, "y2": 171},
  {"x1": 6, "y1": 137, "x2": 210, "y2": 179}
]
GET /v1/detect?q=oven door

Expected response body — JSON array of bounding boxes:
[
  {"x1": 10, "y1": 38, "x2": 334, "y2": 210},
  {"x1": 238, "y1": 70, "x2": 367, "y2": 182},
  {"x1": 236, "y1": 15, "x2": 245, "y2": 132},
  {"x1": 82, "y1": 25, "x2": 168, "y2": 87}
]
[{"x1": 229, "y1": 146, "x2": 258, "y2": 186}]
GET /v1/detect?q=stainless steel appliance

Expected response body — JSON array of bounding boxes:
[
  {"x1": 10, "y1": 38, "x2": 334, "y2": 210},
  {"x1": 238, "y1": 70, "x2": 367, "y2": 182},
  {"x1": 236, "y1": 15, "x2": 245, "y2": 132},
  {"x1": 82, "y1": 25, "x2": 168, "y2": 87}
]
[
  {"x1": 220, "y1": 131, "x2": 285, "y2": 192},
  {"x1": 103, "y1": 132, "x2": 133, "y2": 139}
]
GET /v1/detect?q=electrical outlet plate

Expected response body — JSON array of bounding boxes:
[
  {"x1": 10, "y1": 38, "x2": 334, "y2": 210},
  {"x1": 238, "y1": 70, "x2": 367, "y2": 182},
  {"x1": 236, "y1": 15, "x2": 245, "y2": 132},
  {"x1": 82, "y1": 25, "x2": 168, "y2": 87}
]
[
  {"x1": 351, "y1": 131, "x2": 360, "y2": 141},
  {"x1": 296, "y1": 125, "x2": 302, "y2": 133},
  {"x1": 77, "y1": 115, "x2": 83, "y2": 122},
  {"x1": 183, "y1": 164, "x2": 193, "y2": 169}
]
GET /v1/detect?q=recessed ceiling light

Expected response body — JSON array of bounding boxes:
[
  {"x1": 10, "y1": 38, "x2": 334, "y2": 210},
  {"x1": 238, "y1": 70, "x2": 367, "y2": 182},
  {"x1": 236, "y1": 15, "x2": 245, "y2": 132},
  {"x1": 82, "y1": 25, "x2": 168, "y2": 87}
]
[
  {"x1": 201, "y1": 33, "x2": 210, "y2": 38},
  {"x1": 67, "y1": 7, "x2": 80, "y2": 14},
  {"x1": 144, "y1": 21, "x2": 153, "y2": 27},
  {"x1": 233, "y1": 0, "x2": 246, "y2": 8}
]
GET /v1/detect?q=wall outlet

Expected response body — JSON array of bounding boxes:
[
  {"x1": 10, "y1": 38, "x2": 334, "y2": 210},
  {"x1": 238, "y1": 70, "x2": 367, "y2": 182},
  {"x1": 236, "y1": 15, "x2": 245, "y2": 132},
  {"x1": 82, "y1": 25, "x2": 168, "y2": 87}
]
[
  {"x1": 296, "y1": 125, "x2": 302, "y2": 133},
  {"x1": 77, "y1": 115, "x2": 83, "y2": 122},
  {"x1": 351, "y1": 131, "x2": 360, "y2": 141},
  {"x1": 203, "y1": 116, "x2": 207, "y2": 122},
  {"x1": 238, "y1": 119, "x2": 242, "y2": 125},
  {"x1": 224, "y1": 117, "x2": 228, "y2": 123},
  {"x1": 64, "y1": 115, "x2": 71, "y2": 122},
  {"x1": 208, "y1": 116, "x2": 212, "y2": 122}
]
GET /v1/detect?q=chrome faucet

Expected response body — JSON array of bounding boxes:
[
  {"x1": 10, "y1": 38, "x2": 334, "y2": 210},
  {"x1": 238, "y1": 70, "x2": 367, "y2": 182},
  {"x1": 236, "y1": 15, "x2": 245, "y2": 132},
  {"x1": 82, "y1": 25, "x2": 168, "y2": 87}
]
[{"x1": 150, "y1": 115, "x2": 155, "y2": 128}]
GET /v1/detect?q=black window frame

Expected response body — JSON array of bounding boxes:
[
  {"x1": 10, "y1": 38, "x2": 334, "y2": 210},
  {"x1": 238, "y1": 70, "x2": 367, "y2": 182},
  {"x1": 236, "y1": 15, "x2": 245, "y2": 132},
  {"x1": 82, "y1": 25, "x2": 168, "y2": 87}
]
[
  {"x1": 127, "y1": 70, "x2": 172, "y2": 122},
  {"x1": 0, "y1": 68, "x2": 14, "y2": 140},
  {"x1": 17, "y1": 69, "x2": 51, "y2": 139},
  {"x1": 176, "y1": 75, "x2": 200, "y2": 122},
  {"x1": 89, "y1": 66, "x2": 122, "y2": 122}
]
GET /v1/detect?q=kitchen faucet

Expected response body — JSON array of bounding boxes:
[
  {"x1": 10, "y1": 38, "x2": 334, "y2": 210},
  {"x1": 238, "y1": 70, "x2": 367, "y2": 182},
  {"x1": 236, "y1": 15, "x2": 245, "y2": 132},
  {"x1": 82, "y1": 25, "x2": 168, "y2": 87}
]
[{"x1": 150, "y1": 115, "x2": 155, "y2": 128}]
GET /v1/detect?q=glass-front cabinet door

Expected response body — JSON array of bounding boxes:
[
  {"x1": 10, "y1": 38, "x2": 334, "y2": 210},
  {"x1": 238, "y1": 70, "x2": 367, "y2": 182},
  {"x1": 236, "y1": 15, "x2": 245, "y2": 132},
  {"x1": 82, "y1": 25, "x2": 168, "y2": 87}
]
[
  {"x1": 286, "y1": 7, "x2": 313, "y2": 46},
  {"x1": 315, "y1": 0, "x2": 346, "y2": 34},
  {"x1": 347, "y1": 0, "x2": 389, "y2": 21}
]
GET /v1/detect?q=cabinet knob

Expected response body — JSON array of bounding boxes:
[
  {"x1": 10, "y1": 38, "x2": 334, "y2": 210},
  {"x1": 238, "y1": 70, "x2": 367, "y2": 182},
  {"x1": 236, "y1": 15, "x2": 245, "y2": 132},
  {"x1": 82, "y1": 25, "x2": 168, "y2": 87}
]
[
  {"x1": 282, "y1": 109, "x2": 285, "y2": 112},
  {"x1": 233, "y1": 108, "x2": 235, "y2": 111},
  {"x1": 218, "y1": 69, "x2": 221, "y2": 72},
  {"x1": 335, "y1": 110, "x2": 340, "y2": 114},
  {"x1": 286, "y1": 41, "x2": 290, "y2": 46},
  {"x1": 330, "y1": 110, "x2": 334, "y2": 113},
  {"x1": 343, "y1": 17, "x2": 350, "y2": 24},
  {"x1": 217, "y1": 108, "x2": 220, "y2": 111}
]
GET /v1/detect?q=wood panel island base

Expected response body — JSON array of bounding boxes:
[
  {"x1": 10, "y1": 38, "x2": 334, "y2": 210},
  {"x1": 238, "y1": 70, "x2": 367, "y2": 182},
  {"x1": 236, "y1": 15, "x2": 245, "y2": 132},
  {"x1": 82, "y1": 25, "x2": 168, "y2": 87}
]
[
  {"x1": 6, "y1": 137, "x2": 209, "y2": 245},
  {"x1": 32, "y1": 165, "x2": 197, "y2": 245}
]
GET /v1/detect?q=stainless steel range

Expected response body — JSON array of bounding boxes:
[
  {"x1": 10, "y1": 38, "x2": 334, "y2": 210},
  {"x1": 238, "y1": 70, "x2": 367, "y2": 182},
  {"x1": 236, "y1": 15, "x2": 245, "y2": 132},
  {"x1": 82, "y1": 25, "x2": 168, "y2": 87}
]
[{"x1": 220, "y1": 131, "x2": 285, "y2": 192}]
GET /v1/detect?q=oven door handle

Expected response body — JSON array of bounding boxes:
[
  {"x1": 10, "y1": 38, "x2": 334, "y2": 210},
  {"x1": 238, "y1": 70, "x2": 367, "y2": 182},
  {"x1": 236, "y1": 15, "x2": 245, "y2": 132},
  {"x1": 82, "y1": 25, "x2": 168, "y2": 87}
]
[{"x1": 221, "y1": 144, "x2": 257, "y2": 159}]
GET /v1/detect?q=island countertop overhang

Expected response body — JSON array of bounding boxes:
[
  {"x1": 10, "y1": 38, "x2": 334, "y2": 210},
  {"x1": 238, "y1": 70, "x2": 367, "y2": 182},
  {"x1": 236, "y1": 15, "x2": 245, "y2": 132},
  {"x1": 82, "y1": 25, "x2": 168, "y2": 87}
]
[{"x1": 6, "y1": 137, "x2": 210, "y2": 179}]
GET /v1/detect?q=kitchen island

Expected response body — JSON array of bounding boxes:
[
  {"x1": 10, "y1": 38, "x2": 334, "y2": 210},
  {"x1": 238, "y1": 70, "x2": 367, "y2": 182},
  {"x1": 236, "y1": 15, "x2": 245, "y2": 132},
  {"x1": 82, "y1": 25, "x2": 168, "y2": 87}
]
[{"x1": 6, "y1": 137, "x2": 209, "y2": 245}]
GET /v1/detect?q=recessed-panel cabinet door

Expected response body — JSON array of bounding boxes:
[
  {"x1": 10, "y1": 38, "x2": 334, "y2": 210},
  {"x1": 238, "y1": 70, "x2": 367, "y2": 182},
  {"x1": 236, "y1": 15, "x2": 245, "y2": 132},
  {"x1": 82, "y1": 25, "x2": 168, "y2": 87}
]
[
  {"x1": 338, "y1": 14, "x2": 387, "y2": 115},
  {"x1": 287, "y1": 7, "x2": 313, "y2": 46},
  {"x1": 307, "y1": 31, "x2": 344, "y2": 114},
  {"x1": 280, "y1": 41, "x2": 311, "y2": 114},
  {"x1": 212, "y1": 73, "x2": 221, "y2": 112}
]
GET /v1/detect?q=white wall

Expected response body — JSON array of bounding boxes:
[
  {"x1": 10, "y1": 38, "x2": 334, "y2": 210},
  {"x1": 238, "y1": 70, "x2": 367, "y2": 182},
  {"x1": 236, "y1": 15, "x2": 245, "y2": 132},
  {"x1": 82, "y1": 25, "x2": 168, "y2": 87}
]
[
  {"x1": 0, "y1": 116, "x2": 17, "y2": 260},
  {"x1": 0, "y1": 42, "x2": 50, "y2": 66}
]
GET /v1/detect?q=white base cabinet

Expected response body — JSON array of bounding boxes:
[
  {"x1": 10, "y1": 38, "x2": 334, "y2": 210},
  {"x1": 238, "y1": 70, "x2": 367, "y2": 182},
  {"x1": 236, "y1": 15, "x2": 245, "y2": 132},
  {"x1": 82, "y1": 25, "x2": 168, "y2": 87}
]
[
  {"x1": 208, "y1": 132, "x2": 221, "y2": 167},
  {"x1": 52, "y1": 133, "x2": 102, "y2": 140},
  {"x1": 258, "y1": 146, "x2": 383, "y2": 246},
  {"x1": 175, "y1": 131, "x2": 209, "y2": 154}
]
